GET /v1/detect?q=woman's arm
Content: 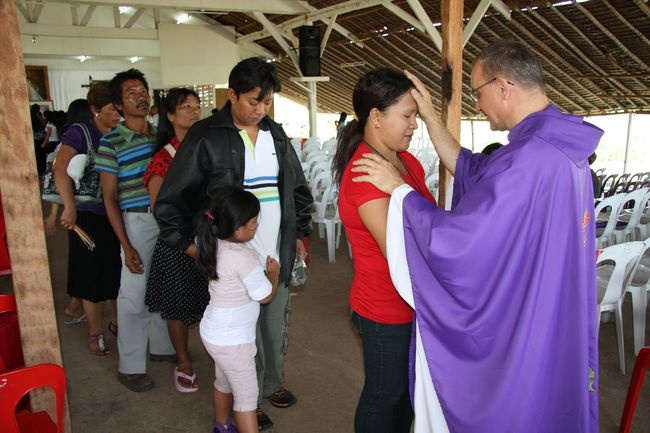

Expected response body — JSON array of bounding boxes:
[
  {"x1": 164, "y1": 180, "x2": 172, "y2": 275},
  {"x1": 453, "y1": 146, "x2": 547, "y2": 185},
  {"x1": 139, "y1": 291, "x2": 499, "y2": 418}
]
[
  {"x1": 358, "y1": 197, "x2": 390, "y2": 258},
  {"x1": 52, "y1": 144, "x2": 78, "y2": 230},
  {"x1": 146, "y1": 174, "x2": 163, "y2": 211}
]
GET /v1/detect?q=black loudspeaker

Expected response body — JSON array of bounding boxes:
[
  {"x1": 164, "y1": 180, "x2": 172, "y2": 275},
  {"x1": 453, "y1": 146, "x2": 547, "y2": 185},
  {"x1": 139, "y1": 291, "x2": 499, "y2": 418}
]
[{"x1": 299, "y1": 26, "x2": 321, "y2": 76}]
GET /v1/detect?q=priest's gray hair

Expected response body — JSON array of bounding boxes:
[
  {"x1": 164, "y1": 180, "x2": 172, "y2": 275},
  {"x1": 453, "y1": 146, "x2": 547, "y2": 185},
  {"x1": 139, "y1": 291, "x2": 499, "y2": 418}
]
[{"x1": 476, "y1": 40, "x2": 545, "y2": 90}]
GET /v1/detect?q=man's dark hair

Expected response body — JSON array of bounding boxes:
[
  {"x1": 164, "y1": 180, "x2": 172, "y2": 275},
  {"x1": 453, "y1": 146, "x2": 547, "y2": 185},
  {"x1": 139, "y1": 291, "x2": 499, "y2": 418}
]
[
  {"x1": 108, "y1": 68, "x2": 149, "y2": 109},
  {"x1": 228, "y1": 57, "x2": 281, "y2": 100},
  {"x1": 476, "y1": 40, "x2": 544, "y2": 90}
]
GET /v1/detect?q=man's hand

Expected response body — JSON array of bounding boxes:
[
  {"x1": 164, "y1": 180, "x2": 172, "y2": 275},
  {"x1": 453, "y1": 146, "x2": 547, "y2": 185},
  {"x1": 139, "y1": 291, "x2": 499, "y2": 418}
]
[
  {"x1": 351, "y1": 153, "x2": 406, "y2": 195},
  {"x1": 124, "y1": 246, "x2": 144, "y2": 274},
  {"x1": 404, "y1": 70, "x2": 439, "y2": 123}
]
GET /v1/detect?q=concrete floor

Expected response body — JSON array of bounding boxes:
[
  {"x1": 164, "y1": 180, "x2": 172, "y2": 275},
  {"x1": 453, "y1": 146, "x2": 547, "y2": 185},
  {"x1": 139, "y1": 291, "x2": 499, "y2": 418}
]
[{"x1": 3, "y1": 225, "x2": 650, "y2": 432}]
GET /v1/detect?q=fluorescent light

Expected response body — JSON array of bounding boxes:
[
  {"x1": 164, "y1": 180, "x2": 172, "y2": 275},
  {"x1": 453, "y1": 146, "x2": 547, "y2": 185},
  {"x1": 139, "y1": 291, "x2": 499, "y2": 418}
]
[
  {"x1": 176, "y1": 13, "x2": 190, "y2": 24},
  {"x1": 129, "y1": 56, "x2": 141, "y2": 63},
  {"x1": 79, "y1": 55, "x2": 88, "y2": 63},
  {"x1": 118, "y1": 6, "x2": 131, "y2": 14}
]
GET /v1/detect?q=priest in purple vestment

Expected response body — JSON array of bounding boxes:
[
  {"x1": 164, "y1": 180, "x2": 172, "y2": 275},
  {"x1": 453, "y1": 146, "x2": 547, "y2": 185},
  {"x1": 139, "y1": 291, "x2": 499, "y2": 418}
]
[{"x1": 352, "y1": 40, "x2": 602, "y2": 433}]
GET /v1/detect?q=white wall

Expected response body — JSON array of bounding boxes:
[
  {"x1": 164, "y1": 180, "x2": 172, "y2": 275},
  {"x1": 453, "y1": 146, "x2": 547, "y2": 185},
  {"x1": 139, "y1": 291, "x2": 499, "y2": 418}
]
[{"x1": 159, "y1": 23, "x2": 237, "y2": 86}]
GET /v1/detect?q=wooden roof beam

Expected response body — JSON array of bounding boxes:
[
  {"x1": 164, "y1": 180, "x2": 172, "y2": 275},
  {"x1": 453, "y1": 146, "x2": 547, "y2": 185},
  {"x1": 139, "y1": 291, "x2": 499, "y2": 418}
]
[
  {"x1": 80, "y1": 4, "x2": 98, "y2": 26},
  {"x1": 548, "y1": 5, "x2": 646, "y2": 110},
  {"x1": 71, "y1": 3, "x2": 79, "y2": 26},
  {"x1": 462, "y1": 0, "x2": 511, "y2": 48},
  {"x1": 633, "y1": 0, "x2": 649, "y2": 18},
  {"x1": 321, "y1": 14, "x2": 337, "y2": 56},
  {"x1": 238, "y1": 0, "x2": 384, "y2": 45},
  {"x1": 249, "y1": 11, "x2": 301, "y2": 76},
  {"x1": 574, "y1": 3, "x2": 647, "y2": 71},
  {"x1": 405, "y1": 0, "x2": 442, "y2": 51},
  {"x1": 518, "y1": 10, "x2": 622, "y2": 111},
  {"x1": 124, "y1": 7, "x2": 147, "y2": 28},
  {"x1": 601, "y1": 0, "x2": 650, "y2": 54}
]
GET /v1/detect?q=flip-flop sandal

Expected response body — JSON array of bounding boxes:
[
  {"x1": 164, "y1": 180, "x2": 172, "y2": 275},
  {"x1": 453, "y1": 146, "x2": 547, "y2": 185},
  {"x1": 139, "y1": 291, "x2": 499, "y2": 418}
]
[
  {"x1": 88, "y1": 333, "x2": 109, "y2": 356},
  {"x1": 174, "y1": 367, "x2": 198, "y2": 393},
  {"x1": 64, "y1": 313, "x2": 88, "y2": 325}
]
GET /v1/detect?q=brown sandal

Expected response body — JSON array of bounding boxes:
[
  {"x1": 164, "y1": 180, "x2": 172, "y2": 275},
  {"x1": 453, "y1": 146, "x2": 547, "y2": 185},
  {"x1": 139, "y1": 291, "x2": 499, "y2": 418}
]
[{"x1": 89, "y1": 333, "x2": 109, "y2": 356}]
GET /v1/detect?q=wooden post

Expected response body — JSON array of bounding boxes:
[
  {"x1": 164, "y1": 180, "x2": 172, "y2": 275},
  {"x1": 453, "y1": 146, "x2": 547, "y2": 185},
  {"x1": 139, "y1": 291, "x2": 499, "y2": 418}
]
[
  {"x1": 0, "y1": 1, "x2": 71, "y2": 430},
  {"x1": 439, "y1": 0, "x2": 463, "y2": 207}
]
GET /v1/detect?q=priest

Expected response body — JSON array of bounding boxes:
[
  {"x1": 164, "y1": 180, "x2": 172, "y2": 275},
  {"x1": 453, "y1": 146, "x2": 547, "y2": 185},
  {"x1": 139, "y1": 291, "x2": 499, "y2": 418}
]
[{"x1": 352, "y1": 40, "x2": 602, "y2": 433}]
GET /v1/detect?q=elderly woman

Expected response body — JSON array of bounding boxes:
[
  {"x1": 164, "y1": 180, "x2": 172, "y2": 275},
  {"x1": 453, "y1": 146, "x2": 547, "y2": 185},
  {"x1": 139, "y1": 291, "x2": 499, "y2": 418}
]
[
  {"x1": 144, "y1": 88, "x2": 209, "y2": 392},
  {"x1": 53, "y1": 84, "x2": 122, "y2": 356}
]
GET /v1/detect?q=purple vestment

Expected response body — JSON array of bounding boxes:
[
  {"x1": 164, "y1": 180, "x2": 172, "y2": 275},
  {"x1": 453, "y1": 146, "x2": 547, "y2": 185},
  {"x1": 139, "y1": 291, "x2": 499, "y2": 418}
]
[{"x1": 399, "y1": 105, "x2": 602, "y2": 432}]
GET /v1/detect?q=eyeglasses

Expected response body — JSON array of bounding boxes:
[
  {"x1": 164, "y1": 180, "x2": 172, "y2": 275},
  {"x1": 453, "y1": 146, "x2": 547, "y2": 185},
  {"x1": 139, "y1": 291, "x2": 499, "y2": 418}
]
[
  {"x1": 178, "y1": 103, "x2": 201, "y2": 111},
  {"x1": 469, "y1": 77, "x2": 497, "y2": 103},
  {"x1": 469, "y1": 78, "x2": 515, "y2": 103}
]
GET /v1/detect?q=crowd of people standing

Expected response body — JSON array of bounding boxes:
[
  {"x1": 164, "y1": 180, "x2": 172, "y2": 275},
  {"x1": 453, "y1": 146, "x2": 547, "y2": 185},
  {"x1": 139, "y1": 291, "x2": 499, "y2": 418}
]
[{"x1": 35, "y1": 39, "x2": 601, "y2": 433}]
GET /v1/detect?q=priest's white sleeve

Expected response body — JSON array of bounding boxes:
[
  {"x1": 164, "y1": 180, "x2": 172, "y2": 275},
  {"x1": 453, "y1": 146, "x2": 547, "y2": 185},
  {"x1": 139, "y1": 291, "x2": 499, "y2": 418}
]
[{"x1": 386, "y1": 184, "x2": 449, "y2": 433}]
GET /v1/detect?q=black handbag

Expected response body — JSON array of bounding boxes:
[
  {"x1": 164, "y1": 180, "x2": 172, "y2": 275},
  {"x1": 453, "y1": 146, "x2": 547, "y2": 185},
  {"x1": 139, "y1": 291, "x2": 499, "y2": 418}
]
[{"x1": 42, "y1": 123, "x2": 102, "y2": 205}]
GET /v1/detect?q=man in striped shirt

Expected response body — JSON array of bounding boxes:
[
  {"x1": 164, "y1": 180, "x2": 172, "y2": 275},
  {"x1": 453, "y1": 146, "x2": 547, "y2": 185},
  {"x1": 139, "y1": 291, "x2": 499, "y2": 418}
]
[{"x1": 95, "y1": 69, "x2": 175, "y2": 393}]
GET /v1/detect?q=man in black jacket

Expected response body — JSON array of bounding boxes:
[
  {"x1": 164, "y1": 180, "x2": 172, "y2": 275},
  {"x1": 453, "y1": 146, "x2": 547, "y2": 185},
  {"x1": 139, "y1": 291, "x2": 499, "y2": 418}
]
[{"x1": 154, "y1": 57, "x2": 313, "y2": 430}]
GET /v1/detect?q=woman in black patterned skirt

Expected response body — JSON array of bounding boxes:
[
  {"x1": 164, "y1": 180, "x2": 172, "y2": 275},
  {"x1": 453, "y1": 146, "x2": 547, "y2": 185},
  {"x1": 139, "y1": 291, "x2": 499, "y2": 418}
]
[{"x1": 145, "y1": 88, "x2": 209, "y2": 392}]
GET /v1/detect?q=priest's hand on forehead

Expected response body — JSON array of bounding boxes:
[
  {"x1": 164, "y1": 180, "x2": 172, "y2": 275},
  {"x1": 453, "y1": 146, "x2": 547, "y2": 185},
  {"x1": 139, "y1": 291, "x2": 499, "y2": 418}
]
[{"x1": 351, "y1": 153, "x2": 405, "y2": 194}]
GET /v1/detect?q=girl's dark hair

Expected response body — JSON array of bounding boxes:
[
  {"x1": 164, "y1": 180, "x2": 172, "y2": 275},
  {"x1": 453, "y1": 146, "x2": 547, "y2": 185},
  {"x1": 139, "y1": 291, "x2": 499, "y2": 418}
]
[
  {"x1": 194, "y1": 186, "x2": 261, "y2": 280},
  {"x1": 62, "y1": 99, "x2": 92, "y2": 135},
  {"x1": 155, "y1": 88, "x2": 200, "y2": 152},
  {"x1": 332, "y1": 68, "x2": 414, "y2": 185}
]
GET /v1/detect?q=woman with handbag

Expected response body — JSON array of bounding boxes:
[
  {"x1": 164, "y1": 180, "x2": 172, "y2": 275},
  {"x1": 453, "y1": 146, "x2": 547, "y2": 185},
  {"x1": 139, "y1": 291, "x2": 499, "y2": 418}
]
[
  {"x1": 144, "y1": 88, "x2": 209, "y2": 392},
  {"x1": 53, "y1": 84, "x2": 122, "y2": 356}
]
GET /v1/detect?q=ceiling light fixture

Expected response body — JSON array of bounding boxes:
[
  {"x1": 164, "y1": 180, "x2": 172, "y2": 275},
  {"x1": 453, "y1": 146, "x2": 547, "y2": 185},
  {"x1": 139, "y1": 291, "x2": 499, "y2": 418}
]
[
  {"x1": 79, "y1": 55, "x2": 88, "y2": 63},
  {"x1": 176, "y1": 13, "x2": 190, "y2": 24},
  {"x1": 130, "y1": 56, "x2": 141, "y2": 63},
  {"x1": 119, "y1": 6, "x2": 131, "y2": 14}
]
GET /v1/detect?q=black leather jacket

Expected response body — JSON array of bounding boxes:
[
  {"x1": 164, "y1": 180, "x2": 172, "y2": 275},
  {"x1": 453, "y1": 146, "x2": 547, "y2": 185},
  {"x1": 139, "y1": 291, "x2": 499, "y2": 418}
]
[{"x1": 154, "y1": 103, "x2": 313, "y2": 283}]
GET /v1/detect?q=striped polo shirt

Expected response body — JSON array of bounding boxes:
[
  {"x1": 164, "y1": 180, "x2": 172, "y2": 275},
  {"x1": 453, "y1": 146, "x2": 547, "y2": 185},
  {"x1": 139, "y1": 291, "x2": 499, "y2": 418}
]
[
  {"x1": 240, "y1": 127, "x2": 281, "y2": 263},
  {"x1": 95, "y1": 122, "x2": 156, "y2": 210}
]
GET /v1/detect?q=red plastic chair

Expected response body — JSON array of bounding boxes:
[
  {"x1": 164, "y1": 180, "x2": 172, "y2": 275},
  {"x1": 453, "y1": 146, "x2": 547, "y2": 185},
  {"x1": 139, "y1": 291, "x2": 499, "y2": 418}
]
[
  {"x1": 0, "y1": 294, "x2": 24, "y2": 373},
  {"x1": 619, "y1": 347, "x2": 650, "y2": 433},
  {"x1": 0, "y1": 363, "x2": 66, "y2": 433}
]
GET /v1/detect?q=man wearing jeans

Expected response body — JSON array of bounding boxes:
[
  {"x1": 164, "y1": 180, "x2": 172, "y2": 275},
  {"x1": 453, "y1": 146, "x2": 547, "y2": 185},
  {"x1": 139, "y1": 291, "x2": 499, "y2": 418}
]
[
  {"x1": 95, "y1": 69, "x2": 175, "y2": 392},
  {"x1": 155, "y1": 58, "x2": 312, "y2": 430}
]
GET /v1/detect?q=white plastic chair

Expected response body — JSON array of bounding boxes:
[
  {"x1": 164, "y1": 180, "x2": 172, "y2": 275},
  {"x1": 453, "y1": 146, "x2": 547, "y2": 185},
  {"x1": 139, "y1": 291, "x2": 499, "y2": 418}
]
[
  {"x1": 613, "y1": 188, "x2": 650, "y2": 244},
  {"x1": 597, "y1": 241, "x2": 645, "y2": 374},
  {"x1": 633, "y1": 190, "x2": 650, "y2": 241},
  {"x1": 312, "y1": 184, "x2": 342, "y2": 263},
  {"x1": 595, "y1": 193, "x2": 627, "y2": 248},
  {"x1": 625, "y1": 239, "x2": 650, "y2": 355}
]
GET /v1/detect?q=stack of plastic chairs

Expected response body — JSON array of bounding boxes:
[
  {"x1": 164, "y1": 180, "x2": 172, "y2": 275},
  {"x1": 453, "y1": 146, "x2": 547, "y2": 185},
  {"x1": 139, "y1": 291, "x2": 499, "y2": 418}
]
[
  {"x1": 613, "y1": 188, "x2": 650, "y2": 244},
  {"x1": 311, "y1": 184, "x2": 342, "y2": 263},
  {"x1": 625, "y1": 239, "x2": 650, "y2": 355},
  {"x1": 595, "y1": 193, "x2": 627, "y2": 248},
  {"x1": 597, "y1": 241, "x2": 645, "y2": 374}
]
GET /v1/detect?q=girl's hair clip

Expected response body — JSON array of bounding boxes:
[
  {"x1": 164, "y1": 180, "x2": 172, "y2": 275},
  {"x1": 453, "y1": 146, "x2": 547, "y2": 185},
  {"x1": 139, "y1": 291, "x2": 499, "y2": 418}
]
[{"x1": 204, "y1": 210, "x2": 214, "y2": 221}]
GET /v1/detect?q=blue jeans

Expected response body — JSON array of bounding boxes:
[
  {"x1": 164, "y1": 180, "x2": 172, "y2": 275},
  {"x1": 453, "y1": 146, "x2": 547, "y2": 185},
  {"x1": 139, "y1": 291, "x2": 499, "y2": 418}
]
[{"x1": 352, "y1": 311, "x2": 413, "y2": 433}]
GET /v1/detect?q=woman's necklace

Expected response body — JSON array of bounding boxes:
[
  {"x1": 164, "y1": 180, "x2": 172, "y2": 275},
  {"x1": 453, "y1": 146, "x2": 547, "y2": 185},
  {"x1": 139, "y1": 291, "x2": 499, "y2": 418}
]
[{"x1": 363, "y1": 141, "x2": 427, "y2": 195}]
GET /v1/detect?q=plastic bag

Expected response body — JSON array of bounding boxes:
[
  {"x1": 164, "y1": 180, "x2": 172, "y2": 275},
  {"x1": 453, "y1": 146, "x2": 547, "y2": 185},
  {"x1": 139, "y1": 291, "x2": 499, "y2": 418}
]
[{"x1": 290, "y1": 255, "x2": 307, "y2": 286}]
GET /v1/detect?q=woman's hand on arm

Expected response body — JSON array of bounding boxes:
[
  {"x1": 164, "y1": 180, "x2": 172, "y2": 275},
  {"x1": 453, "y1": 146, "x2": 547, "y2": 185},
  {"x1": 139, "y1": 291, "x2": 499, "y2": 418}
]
[
  {"x1": 100, "y1": 172, "x2": 143, "y2": 274},
  {"x1": 358, "y1": 197, "x2": 390, "y2": 258},
  {"x1": 404, "y1": 70, "x2": 461, "y2": 176},
  {"x1": 52, "y1": 144, "x2": 78, "y2": 230}
]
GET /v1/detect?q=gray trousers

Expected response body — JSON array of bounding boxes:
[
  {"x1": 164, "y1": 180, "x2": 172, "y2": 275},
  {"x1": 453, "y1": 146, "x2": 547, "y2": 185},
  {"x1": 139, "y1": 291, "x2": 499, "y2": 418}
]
[
  {"x1": 256, "y1": 282, "x2": 290, "y2": 403},
  {"x1": 117, "y1": 212, "x2": 174, "y2": 374}
]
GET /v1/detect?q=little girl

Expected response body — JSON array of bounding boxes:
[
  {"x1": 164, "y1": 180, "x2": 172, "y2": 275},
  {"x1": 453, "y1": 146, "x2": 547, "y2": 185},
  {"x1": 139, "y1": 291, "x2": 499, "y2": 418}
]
[{"x1": 195, "y1": 186, "x2": 280, "y2": 433}]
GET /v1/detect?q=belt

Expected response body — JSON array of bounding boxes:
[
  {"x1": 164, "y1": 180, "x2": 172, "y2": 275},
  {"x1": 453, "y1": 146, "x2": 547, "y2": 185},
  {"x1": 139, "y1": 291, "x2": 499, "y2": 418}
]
[{"x1": 123, "y1": 205, "x2": 152, "y2": 213}]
